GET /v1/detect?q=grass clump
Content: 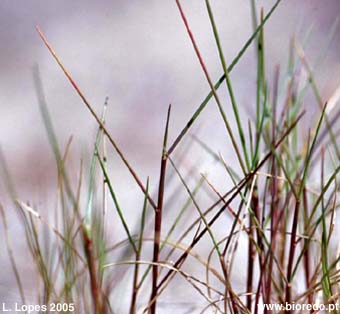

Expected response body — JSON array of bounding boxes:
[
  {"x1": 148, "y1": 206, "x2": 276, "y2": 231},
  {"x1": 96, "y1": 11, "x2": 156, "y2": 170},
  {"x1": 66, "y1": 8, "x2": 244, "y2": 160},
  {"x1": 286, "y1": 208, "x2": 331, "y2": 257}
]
[{"x1": 1, "y1": 1, "x2": 339, "y2": 313}]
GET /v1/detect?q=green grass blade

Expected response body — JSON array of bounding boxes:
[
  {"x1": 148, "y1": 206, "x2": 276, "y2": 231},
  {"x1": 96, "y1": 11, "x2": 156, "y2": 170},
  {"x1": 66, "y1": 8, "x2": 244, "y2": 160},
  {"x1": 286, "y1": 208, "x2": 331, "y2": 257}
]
[
  {"x1": 168, "y1": 0, "x2": 282, "y2": 156},
  {"x1": 85, "y1": 98, "x2": 108, "y2": 235},
  {"x1": 96, "y1": 151, "x2": 137, "y2": 253},
  {"x1": 205, "y1": 0, "x2": 251, "y2": 171}
]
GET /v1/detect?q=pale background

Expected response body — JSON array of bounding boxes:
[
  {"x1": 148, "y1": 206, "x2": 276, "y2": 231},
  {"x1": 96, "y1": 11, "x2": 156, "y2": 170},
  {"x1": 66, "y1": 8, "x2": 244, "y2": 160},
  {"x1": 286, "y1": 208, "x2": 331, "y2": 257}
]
[{"x1": 0, "y1": 1, "x2": 339, "y2": 312}]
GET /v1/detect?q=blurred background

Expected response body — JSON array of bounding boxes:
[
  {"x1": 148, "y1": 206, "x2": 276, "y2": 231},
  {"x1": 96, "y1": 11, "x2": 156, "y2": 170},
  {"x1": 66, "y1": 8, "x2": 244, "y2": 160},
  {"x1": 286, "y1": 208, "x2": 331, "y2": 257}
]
[{"x1": 0, "y1": 0, "x2": 339, "y2": 312}]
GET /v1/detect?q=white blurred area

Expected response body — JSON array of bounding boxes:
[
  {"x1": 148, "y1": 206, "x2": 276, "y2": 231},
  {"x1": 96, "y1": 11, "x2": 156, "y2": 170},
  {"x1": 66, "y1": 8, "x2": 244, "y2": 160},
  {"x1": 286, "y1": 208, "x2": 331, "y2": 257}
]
[
  {"x1": 0, "y1": 0, "x2": 339, "y2": 312},
  {"x1": 1, "y1": 0, "x2": 339, "y2": 196}
]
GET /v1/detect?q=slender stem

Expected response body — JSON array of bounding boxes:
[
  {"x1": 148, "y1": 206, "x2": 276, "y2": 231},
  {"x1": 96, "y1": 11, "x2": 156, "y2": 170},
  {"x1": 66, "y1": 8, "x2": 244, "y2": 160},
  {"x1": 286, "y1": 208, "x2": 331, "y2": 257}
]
[
  {"x1": 285, "y1": 199, "x2": 300, "y2": 313},
  {"x1": 175, "y1": 0, "x2": 247, "y2": 174},
  {"x1": 265, "y1": 65, "x2": 280, "y2": 310},
  {"x1": 82, "y1": 228, "x2": 104, "y2": 314},
  {"x1": 149, "y1": 105, "x2": 171, "y2": 314},
  {"x1": 130, "y1": 179, "x2": 149, "y2": 314},
  {"x1": 205, "y1": 0, "x2": 251, "y2": 170},
  {"x1": 155, "y1": 114, "x2": 304, "y2": 303},
  {"x1": 302, "y1": 188, "x2": 312, "y2": 308},
  {"x1": 36, "y1": 27, "x2": 157, "y2": 210},
  {"x1": 167, "y1": 0, "x2": 282, "y2": 156}
]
